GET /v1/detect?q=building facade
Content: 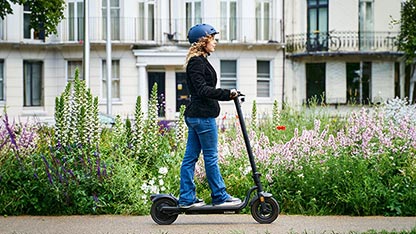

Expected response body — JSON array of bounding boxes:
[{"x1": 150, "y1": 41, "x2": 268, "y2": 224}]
[
  {"x1": 0, "y1": 0, "x2": 408, "y2": 122},
  {"x1": 0, "y1": 0, "x2": 284, "y2": 122},
  {"x1": 284, "y1": 0, "x2": 406, "y2": 106}
]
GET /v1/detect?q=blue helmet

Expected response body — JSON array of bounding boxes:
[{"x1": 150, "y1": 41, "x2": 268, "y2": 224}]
[{"x1": 187, "y1": 23, "x2": 219, "y2": 44}]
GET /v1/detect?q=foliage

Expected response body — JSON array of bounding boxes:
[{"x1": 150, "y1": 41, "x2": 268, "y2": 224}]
[
  {"x1": 0, "y1": 0, "x2": 65, "y2": 36},
  {"x1": 397, "y1": 0, "x2": 416, "y2": 64},
  {"x1": 1, "y1": 92, "x2": 415, "y2": 216}
]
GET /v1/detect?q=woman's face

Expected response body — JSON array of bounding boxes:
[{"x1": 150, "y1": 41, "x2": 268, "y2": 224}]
[{"x1": 205, "y1": 36, "x2": 217, "y2": 53}]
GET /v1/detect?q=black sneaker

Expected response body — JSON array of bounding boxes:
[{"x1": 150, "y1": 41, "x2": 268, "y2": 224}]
[{"x1": 214, "y1": 196, "x2": 241, "y2": 206}]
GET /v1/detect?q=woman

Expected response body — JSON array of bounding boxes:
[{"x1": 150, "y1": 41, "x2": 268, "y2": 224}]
[{"x1": 178, "y1": 23, "x2": 241, "y2": 208}]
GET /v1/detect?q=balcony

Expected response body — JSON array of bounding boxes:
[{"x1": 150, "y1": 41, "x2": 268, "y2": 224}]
[
  {"x1": 285, "y1": 31, "x2": 400, "y2": 56},
  {"x1": 0, "y1": 16, "x2": 282, "y2": 46}
]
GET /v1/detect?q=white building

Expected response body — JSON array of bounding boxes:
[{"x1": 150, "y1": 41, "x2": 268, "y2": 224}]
[
  {"x1": 0, "y1": 0, "x2": 284, "y2": 122},
  {"x1": 0, "y1": 0, "x2": 409, "y2": 122},
  {"x1": 284, "y1": 0, "x2": 408, "y2": 106}
]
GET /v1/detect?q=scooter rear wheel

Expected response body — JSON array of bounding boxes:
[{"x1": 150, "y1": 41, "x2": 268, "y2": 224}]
[
  {"x1": 251, "y1": 197, "x2": 279, "y2": 224},
  {"x1": 151, "y1": 198, "x2": 178, "y2": 225}
]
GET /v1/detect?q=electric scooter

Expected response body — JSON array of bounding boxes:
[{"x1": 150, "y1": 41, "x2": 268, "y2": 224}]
[{"x1": 150, "y1": 93, "x2": 280, "y2": 225}]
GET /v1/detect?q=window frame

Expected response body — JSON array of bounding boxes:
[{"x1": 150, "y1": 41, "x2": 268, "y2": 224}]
[
  {"x1": 23, "y1": 4, "x2": 44, "y2": 40},
  {"x1": 186, "y1": 0, "x2": 202, "y2": 34},
  {"x1": 220, "y1": 60, "x2": 238, "y2": 90},
  {"x1": 0, "y1": 60, "x2": 4, "y2": 101},
  {"x1": 138, "y1": 0, "x2": 155, "y2": 41},
  {"x1": 306, "y1": 0, "x2": 329, "y2": 51},
  {"x1": 256, "y1": 0, "x2": 272, "y2": 41},
  {"x1": 102, "y1": 60, "x2": 121, "y2": 100},
  {"x1": 67, "y1": 60, "x2": 84, "y2": 82},
  {"x1": 220, "y1": 0, "x2": 238, "y2": 41},
  {"x1": 68, "y1": 0, "x2": 85, "y2": 41},
  {"x1": 256, "y1": 60, "x2": 271, "y2": 98},
  {"x1": 102, "y1": 0, "x2": 120, "y2": 40},
  {"x1": 359, "y1": 0, "x2": 374, "y2": 50},
  {"x1": 23, "y1": 61, "x2": 43, "y2": 107},
  {"x1": 0, "y1": 17, "x2": 4, "y2": 40}
]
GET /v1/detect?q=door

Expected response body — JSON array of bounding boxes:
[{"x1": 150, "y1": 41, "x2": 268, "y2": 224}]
[
  {"x1": 346, "y1": 62, "x2": 371, "y2": 105},
  {"x1": 176, "y1": 72, "x2": 190, "y2": 112},
  {"x1": 306, "y1": 63, "x2": 326, "y2": 104},
  {"x1": 148, "y1": 72, "x2": 166, "y2": 117}
]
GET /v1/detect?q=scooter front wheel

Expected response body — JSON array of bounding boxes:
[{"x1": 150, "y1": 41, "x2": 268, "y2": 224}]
[
  {"x1": 251, "y1": 196, "x2": 279, "y2": 224},
  {"x1": 150, "y1": 198, "x2": 178, "y2": 225}
]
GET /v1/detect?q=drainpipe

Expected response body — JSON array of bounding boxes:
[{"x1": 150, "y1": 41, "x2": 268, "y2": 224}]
[
  {"x1": 83, "y1": 0, "x2": 90, "y2": 87},
  {"x1": 106, "y1": 0, "x2": 112, "y2": 115}
]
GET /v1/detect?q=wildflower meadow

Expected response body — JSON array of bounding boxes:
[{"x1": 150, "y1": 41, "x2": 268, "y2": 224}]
[{"x1": 0, "y1": 72, "x2": 415, "y2": 216}]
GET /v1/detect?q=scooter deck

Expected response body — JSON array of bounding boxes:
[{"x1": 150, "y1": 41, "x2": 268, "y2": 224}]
[{"x1": 161, "y1": 203, "x2": 246, "y2": 215}]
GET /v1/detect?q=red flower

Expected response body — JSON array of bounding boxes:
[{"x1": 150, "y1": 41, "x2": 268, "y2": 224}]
[{"x1": 276, "y1": 125, "x2": 286, "y2": 131}]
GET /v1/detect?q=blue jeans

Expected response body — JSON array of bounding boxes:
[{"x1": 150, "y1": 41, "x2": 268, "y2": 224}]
[{"x1": 179, "y1": 117, "x2": 230, "y2": 206}]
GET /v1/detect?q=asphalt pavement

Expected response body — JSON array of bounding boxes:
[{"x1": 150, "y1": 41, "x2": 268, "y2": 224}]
[{"x1": 0, "y1": 214, "x2": 415, "y2": 234}]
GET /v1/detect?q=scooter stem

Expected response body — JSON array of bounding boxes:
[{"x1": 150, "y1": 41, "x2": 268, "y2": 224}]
[{"x1": 233, "y1": 95, "x2": 264, "y2": 193}]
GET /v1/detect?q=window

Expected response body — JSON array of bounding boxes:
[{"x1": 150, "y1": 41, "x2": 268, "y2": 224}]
[
  {"x1": 220, "y1": 60, "x2": 237, "y2": 90},
  {"x1": 359, "y1": 0, "x2": 374, "y2": 50},
  {"x1": 138, "y1": 1, "x2": 155, "y2": 40},
  {"x1": 307, "y1": 0, "x2": 328, "y2": 51},
  {"x1": 0, "y1": 60, "x2": 4, "y2": 101},
  {"x1": 220, "y1": 0, "x2": 237, "y2": 41},
  {"x1": 68, "y1": 0, "x2": 84, "y2": 41},
  {"x1": 23, "y1": 4, "x2": 44, "y2": 40},
  {"x1": 186, "y1": 1, "x2": 202, "y2": 33},
  {"x1": 257, "y1": 61, "x2": 271, "y2": 97},
  {"x1": 102, "y1": 60, "x2": 120, "y2": 100},
  {"x1": 0, "y1": 18, "x2": 4, "y2": 40},
  {"x1": 102, "y1": 0, "x2": 120, "y2": 40},
  {"x1": 256, "y1": 0, "x2": 271, "y2": 41},
  {"x1": 67, "y1": 61, "x2": 83, "y2": 82},
  {"x1": 24, "y1": 61, "x2": 43, "y2": 106}
]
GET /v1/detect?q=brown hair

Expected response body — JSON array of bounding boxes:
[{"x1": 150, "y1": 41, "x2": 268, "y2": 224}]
[{"x1": 184, "y1": 35, "x2": 215, "y2": 68}]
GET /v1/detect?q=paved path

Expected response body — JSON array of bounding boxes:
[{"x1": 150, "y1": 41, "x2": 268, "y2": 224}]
[{"x1": 0, "y1": 215, "x2": 415, "y2": 234}]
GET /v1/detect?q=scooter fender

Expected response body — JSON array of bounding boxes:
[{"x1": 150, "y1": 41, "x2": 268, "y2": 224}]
[
  {"x1": 150, "y1": 194, "x2": 178, "y2": 205},
  {"x1": 249, "y1": 192, "x2": 274, "y2": 206}
]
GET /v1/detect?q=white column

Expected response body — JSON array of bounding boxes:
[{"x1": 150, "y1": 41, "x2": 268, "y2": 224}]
[{"x1": 137, "y1": 63, "x2": 148, "y2": 115}]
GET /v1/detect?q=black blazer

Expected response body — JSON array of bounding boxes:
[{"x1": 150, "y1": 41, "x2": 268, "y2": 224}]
[{"x1": 185, "y1": 56, "x2": 232, "y2": 118}]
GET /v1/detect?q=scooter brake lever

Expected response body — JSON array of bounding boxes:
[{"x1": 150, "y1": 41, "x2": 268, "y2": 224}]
[{"x1": 236, "y1": 91, "x2": 245, "y2": 103}]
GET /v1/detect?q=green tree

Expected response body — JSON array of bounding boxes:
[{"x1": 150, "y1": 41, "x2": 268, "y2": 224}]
[
  {"x1": 397, "y1": 0, "x2": 416, "y2": 102},
  {"x1": 0, "y1": 0, "x2": 65, "y2": 36}
]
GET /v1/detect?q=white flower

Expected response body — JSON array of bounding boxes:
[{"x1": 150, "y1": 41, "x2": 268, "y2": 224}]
[
  {"x1": 141, "y1": 183, "x2": 149, "y2": 192},
  {"x1": 243, "y1": 166, "x2": 252, "y2": 176},
  {"x1": 149, "y1": 179, "x2": 155, "y2": 185},
  {"x1": 161, "y1": 186, "x2": 166, "y2": 192},
  {"x1": 159, "y1": 167, "x2": 168, "y2": 175},
  {"x1": 159, "y1": 179, "x2": 164, "y2": 186},
  {"x1": 150, "y1": 185, "x2": 159, "y2": 194}
]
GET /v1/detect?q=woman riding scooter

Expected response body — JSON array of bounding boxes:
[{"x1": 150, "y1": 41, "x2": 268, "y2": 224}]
[{"x1": 178, "y1": 23, "x2": 241, "y2": 208}]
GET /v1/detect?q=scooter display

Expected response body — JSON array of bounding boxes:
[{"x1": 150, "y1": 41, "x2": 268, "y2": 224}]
[{"x1": 150, "y1": 93, "x2": 279, "y2": 225}]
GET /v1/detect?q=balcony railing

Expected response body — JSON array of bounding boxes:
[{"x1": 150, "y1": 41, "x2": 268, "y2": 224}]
[
  {"x1": 0, "y1": 16, "x2": 282, "y2": 45},
  {"x1": 286, "y1": 31, "x2": 399, "y2": 54}
]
